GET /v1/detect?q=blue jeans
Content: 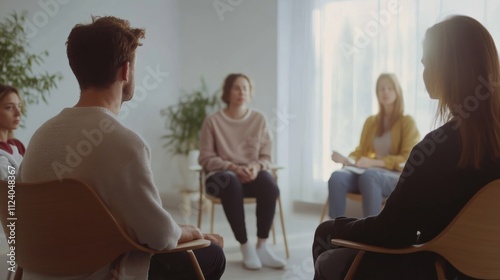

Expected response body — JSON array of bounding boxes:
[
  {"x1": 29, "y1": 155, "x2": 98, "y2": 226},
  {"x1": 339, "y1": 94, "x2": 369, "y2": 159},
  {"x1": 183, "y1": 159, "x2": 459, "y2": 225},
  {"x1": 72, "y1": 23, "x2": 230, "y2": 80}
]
[{"x1": 327, "y1": 168, "x2": 399, "y2": 218}]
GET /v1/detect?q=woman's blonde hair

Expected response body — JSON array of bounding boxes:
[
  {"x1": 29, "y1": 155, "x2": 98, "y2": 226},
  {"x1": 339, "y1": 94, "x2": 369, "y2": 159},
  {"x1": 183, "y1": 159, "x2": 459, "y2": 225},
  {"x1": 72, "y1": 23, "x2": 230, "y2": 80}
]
[
  {"x1": 0, "y1": 84, "x2": 21, "y2": 139},
  {"x1": 375, "y1": 73, "x2": 404, "y2": 136},
  {"x1": 424, "y1": 15, "x2": 500, "y2": 168}
]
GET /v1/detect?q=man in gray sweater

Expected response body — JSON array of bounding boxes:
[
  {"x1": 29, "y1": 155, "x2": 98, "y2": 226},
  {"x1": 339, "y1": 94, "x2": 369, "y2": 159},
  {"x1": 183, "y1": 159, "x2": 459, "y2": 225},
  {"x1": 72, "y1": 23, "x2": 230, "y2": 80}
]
[{"x1": 20, "y1": 16, "x2": 225, "y2": 280}]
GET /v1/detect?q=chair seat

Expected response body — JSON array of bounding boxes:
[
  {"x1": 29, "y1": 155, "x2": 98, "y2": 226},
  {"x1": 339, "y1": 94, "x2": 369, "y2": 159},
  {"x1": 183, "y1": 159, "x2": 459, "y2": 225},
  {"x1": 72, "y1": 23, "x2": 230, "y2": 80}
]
[{"x1": 346, "y1": 193, "x2": 363, "y2": 202}]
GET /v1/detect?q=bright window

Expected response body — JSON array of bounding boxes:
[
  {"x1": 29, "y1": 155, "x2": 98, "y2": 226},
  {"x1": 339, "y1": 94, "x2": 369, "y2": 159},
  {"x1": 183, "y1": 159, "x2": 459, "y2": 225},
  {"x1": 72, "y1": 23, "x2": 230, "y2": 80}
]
[{"x1": 278, "y1": 0, "x2": 500, "y2": 203}]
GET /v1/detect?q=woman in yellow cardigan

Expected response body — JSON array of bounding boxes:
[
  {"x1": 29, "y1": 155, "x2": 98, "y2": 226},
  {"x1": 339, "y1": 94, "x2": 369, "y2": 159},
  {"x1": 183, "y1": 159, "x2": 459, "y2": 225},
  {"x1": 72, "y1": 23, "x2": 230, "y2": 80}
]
[{"x1": 328, "y1": 73, "x2": 420, "y2": 218}]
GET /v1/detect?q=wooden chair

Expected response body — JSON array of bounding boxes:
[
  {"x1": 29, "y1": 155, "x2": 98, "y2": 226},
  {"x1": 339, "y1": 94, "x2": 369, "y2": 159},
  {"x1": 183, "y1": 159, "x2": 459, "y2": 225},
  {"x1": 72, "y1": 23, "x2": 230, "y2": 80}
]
[
  {"x1": 191, "y1": 165, "x2": 290, "y2": 258},
  {"x1": 331, "y1": 179, "x2": 500, "y2": 280},
  {"x1": 0, "y1": 179, "x2": 210, "y2": 280},
  {"x1": 320, "y1": 193, "x2": 387, "y2": 223}
]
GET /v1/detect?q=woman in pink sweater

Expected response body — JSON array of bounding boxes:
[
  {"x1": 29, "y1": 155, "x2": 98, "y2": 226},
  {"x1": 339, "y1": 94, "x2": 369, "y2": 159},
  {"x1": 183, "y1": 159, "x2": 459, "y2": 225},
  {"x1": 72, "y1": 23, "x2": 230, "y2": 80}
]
[{"x1": 199, "y1": 73, "x2": 286, "y2": 270}]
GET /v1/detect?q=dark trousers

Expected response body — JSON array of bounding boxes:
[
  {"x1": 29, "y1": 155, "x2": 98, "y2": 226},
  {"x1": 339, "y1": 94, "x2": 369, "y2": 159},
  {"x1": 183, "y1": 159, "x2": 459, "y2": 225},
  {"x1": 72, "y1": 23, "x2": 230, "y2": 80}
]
[
  {"x1": 312, "y1": 220, "x2": 475, "y2": 280},
  {"x1": 205, "y1": 170, "x2": 280, "y2": 244},
  {"x1": 148, "y1": 243, "x2": 225, "y2": 280}
]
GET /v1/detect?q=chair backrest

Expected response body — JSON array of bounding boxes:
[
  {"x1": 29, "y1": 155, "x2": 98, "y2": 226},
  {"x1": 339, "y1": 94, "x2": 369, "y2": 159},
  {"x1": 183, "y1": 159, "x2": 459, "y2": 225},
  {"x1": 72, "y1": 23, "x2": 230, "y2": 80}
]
[
  {"x1": 426, "y1": 179, "x2": 500, "y2": 279},
  {"x1": 0, "y1": 179, "x2": 149, "y2": 276}
]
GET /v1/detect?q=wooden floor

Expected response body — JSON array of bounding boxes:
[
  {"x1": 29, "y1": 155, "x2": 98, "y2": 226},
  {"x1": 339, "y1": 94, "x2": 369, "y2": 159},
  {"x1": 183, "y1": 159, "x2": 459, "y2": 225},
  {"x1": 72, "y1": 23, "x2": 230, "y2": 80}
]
[{"x1": 0, "y1": 200, "x2": 345, "y2": 280}]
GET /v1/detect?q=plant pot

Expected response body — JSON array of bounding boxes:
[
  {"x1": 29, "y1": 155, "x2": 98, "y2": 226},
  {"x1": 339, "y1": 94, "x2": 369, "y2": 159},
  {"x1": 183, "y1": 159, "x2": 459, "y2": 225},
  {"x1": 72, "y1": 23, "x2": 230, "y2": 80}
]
[{"x1": 188, "y1": 149, "x2": 200, "y2": 167}]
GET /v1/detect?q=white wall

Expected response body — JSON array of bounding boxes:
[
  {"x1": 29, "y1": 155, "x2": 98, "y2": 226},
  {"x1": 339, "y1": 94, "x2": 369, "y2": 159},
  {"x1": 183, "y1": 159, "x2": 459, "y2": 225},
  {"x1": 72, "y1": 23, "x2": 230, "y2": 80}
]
[
  {"x1": 178, "y1": 0, "x2": 278, "y2": 133},
  {"x1": 0, "y1": 0, "x2": 183, "y2": 198},
  {"x1": 0, "y1": 0, "x2": 280, "y2": 207}
]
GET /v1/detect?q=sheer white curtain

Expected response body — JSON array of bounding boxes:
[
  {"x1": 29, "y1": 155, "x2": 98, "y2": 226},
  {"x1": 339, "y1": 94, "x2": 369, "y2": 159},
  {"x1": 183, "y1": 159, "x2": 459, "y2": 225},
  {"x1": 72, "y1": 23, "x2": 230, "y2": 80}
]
[{"x1": 277, "y1": 0, "x2": 500, "y2": 203}]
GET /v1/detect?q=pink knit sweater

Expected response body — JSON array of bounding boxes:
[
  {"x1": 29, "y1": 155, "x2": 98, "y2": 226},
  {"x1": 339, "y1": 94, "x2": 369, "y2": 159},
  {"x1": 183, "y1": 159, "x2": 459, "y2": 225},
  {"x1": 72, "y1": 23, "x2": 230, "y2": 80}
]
[{"x1": 199, "y1": 109, "x2": 272, "y2": 174}]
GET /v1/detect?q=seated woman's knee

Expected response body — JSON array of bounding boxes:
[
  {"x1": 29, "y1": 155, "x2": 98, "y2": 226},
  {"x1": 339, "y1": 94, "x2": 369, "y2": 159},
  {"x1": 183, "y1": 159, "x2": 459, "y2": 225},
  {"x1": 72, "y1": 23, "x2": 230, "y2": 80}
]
[
  {"x1": 358, "y1": 169, "x2": 382, "y2": 183},
  {"x1": 314, "y1": 220, "x2": 335, "y2": 240},
  {"x1": 206, "y1": 171, "x2": 240, "y2": 196},
  {"x1": 328, "y1": 170, "x2": 349, "y2": 185},
  {"x1": 208, "y1": 242, "x2": 226, "y2": 264},
  {"x1": 313, "y1": 220, "x2": 336, "y2": 259},
  {"x1": 256, "y1": 170, "x2": 279, "y2": 196}
]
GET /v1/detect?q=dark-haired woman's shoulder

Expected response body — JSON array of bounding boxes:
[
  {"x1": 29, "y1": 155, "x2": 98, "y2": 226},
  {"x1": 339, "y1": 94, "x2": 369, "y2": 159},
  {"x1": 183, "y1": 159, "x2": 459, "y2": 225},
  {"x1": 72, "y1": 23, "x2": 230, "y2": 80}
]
[
  {"x1": 419, "y1": 121, "x2": 458, "y2": 144},
  {"x1": 202, "y1": 110, "x2": 224, "y2": 125},
  {"x1": 248, "y1": 109, "x2": 270, "y2": 124},
  {"x1": 8, "y1": 139, "x2": 25, "y2": 153},
  {"x1": 250, "y1": 109, "x2": 265, "y2": 118}
]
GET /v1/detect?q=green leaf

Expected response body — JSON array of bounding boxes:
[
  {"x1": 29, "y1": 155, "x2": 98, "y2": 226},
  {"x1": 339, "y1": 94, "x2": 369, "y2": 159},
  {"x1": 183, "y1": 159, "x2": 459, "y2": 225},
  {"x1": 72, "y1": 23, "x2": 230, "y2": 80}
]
[{"x1": 0, "y1": 11, "x2": 63, "y2": 117}]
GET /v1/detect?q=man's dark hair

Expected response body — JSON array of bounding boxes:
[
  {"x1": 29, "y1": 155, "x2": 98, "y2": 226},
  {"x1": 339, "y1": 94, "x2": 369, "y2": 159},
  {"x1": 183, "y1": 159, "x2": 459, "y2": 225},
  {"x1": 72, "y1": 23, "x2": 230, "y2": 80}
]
[{"x1": 66, "y1": 16, "x2": 145, "y2": 90}]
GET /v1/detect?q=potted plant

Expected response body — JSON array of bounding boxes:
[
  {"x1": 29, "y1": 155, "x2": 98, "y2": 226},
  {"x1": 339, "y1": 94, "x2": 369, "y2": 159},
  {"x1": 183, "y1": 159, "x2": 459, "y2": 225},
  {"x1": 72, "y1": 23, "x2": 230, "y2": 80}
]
[
  {"x1": 0, "y1": 12, "x2": 62, "y2": 115},
  {"x1": 161, "y1": 78, "x2": 221, "y2": 189}
]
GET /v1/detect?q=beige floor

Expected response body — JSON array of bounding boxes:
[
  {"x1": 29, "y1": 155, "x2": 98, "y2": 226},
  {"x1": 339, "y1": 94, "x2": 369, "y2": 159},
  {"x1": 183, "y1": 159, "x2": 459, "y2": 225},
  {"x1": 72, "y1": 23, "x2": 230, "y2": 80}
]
[
  {"x1": 0, "y1": 201, "x2": 339, "y2": 280},
  {"x1": 198, "y1": 204, "x2": 318, "y2": 280}
]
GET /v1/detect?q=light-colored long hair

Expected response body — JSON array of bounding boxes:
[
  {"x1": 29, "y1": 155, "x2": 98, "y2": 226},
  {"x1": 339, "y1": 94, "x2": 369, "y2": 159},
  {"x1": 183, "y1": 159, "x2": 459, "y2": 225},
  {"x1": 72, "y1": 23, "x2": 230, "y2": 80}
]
[
  {"x1": 0, "y1": 84, "x2": 21, "y2": 139},
  {"x1": 424, "y1": 15, "x2": 500, "y2": 168},
  {"x1": 375, "y1": 73, "x2": 404, "y2": 136}
]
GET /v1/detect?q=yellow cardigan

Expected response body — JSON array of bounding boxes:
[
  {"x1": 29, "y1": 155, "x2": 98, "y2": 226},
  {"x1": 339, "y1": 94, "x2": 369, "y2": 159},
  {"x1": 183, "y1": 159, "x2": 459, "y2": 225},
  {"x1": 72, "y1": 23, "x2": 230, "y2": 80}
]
[{"x1": 348, "y1": 115, "x2": 420, "y2": 171}]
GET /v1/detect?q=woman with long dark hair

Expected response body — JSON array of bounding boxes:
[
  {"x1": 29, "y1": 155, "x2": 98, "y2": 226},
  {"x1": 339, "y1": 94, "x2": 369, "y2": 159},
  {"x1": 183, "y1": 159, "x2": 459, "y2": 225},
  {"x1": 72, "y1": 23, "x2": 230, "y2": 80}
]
[{"x1": 313, "y1": 15, "x2": 500, "y2": 279}]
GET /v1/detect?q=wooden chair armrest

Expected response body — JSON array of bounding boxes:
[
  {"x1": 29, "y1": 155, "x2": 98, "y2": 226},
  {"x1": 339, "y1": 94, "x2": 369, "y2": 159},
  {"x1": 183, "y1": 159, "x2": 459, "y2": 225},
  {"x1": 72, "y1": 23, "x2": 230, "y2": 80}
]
[
  {"x1": 156, "y1": 239, "x2": 211, "y2": 254},
  {"x1": 189, "y1": 165, "x2": 202, "y2": 172},
  {"x1": 270, "y1": 165, "x2": 284, "y2": 171},
  {"x1": 331, "y1": 239, "x2": 423, "y2": 254}
]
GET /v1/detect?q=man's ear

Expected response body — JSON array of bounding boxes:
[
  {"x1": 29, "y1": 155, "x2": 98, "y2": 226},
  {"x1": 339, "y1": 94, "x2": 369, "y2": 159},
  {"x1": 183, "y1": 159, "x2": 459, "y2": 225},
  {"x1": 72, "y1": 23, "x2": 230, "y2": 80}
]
[{"x1": 119, "y1": 62, "x2": 130, "y2": 82}]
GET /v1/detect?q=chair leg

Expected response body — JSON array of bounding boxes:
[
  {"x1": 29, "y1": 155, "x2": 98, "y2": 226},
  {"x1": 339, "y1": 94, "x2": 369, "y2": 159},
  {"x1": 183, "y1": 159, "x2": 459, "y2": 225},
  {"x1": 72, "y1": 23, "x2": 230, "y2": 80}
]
[
  {"x1": 187, "y1": 250, "x2": 206, "y2": 280},
  {"x1": 271, "y1": 222, "x2": 276, "y2": 244},
  {"x1": 197, "y1": 170, "x2": 204, "y2": 229},
  {"x1": 320, "y1": 197, "x2": 328, "y2": 223},
  {"x1": 13, "y1": 267, "x2": 22, "y2": 280},
  {"x1": 210, "y1": 202, "x2": 215, "y2": 234},
  {"x1": 434, "y1": 256, "x2": 447, "y2": 280},
  {"x1": 344, "y1": 250, "x2": 365, "y2": 280},
  {"x1": 197, "y1": 195, "x2": 203, "y2": 229},
  {"x1": 278, "y1": 197, "x2": 290, "y2": 259}
]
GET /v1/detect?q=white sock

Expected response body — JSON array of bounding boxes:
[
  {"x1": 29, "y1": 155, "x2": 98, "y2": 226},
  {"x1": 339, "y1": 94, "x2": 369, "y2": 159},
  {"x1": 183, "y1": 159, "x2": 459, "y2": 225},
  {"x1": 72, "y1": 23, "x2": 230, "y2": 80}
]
[
  {"x1": 256, "y1": 243, "x2": 287, "y2": 269},
  {"x1": 240, "y1": 243, "x2": 262, "y2": 270}
]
